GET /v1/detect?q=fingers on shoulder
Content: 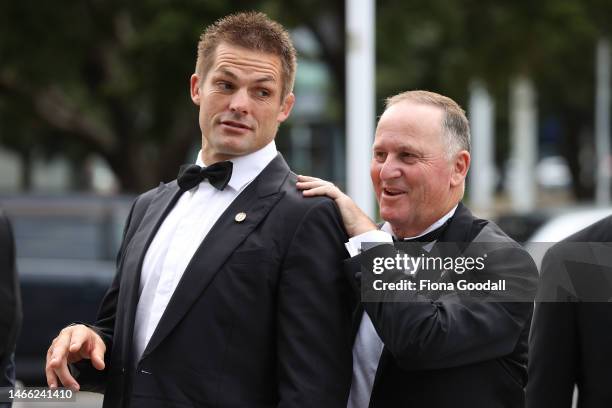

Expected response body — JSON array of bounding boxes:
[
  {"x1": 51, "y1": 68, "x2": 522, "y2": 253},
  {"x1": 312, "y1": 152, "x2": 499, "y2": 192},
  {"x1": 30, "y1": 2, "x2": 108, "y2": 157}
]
[{"x1": 297, "y1": 174, "x2": 321, "y2": 182}]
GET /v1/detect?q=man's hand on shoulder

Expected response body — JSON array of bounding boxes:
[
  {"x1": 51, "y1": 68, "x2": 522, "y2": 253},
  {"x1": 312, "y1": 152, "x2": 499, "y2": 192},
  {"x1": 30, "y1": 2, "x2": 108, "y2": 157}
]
[
  {"x1": 45, "y1": 324, "x2": 106, "y2": 390},
  {"x1": 297, "y1": 175, "x2": 377, "y2": 237}
]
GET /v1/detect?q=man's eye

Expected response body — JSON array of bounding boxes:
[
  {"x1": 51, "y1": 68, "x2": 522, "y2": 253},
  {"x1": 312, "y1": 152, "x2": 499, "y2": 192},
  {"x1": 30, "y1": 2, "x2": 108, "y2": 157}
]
[
  {"x1": 255, "y1": 88, "x2": 271, "y2": 98},
  {"x1": 217, "y1": 81, "x2": 233, "y2": 91},
  {"x1": 373, "y1": 151, "x2": 387, "y2": 161},
  {"x1": 400, "y1": 152, "x2": 417, "y2": 162}
]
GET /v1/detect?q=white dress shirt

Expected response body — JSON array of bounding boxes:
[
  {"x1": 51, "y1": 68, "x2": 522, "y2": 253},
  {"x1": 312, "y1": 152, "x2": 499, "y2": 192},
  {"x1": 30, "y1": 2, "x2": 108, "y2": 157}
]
[
  {"x1": 132, "y1": 141, "x2": 278, "y2": 364},
  {"x1": 346, "y1": 205, "x2": 458, "y2": 408}
]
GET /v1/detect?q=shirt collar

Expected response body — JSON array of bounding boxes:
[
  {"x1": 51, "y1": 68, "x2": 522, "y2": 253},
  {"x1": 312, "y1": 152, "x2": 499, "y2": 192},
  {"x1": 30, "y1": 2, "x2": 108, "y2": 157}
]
[
  {"x1": 380, "y1": 204, "x2": 458, "y2": 240},
  {"x1": 196, "y1": 140, "x2": 277, "y2": 192}
]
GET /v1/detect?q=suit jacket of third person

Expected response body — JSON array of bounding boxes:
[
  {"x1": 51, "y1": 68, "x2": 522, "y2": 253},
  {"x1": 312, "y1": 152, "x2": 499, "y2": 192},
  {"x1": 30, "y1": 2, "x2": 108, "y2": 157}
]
[
  {"x1": 527, "y1": 215, "x2": 612, "y2": 408},
  {"x1": 0, "y1": 209, "x2": 21, "y2": 388},
  {"x1": 75, "y1": 154, "x2": 354, "y2": 408},
  {"x1": 345, "y1": 203, "x2": 538, "y2": 408}
]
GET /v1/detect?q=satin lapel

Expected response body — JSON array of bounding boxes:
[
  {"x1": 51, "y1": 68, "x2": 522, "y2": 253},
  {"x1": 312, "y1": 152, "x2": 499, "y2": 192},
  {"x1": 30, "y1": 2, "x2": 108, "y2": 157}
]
[
  {"x1": 438, "y1": 202, "x2": 475, "y2": 245},
  {"x1": 141, "y1": 154, "x2": 289, "y2": 360},
  {"x1": 116, "y1": 182, "x2": 182, "y2": 356}
]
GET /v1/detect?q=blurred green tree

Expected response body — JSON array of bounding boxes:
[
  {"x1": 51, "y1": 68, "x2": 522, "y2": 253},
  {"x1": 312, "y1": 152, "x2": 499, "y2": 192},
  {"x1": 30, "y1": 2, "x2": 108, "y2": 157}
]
[
  {"x1": 0, "y1": 0, "x2": 344, "y2": 192},
  {"x1": 377, "y1": 0, "x2": 611, "y2": 199},
  {"x1": 1, "y1": 0, "x2": 610, "y2": 198}
]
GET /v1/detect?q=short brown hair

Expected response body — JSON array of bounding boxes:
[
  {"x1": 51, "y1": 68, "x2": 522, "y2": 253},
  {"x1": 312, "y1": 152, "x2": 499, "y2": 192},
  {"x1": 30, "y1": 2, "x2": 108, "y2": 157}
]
[
  {"x1": 385, "y1": 90, "x2": 471, "y2": 156},
  {"x1": 196, "y1": 12, "x2": 297, "y2": 100}
]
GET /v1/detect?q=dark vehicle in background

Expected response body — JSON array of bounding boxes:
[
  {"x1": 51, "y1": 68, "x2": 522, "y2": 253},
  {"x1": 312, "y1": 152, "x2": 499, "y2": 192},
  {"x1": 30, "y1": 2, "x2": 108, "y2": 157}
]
[{"x1": 0, "y1": 195, "x2": 134, "y2": 385}]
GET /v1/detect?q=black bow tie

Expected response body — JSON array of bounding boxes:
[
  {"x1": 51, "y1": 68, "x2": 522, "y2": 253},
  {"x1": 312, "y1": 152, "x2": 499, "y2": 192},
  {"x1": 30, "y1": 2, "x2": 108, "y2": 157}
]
[{"x1": 177, "y1": 161, "x2": 233, "y2": 191}]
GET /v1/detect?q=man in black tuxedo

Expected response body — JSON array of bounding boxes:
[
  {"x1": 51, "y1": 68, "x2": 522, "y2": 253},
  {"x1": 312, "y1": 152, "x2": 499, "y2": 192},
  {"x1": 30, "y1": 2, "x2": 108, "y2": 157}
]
[
  {"x1": 527, "y1": 215, "x2": 612, "y2": 408},
  {"x1": 299, "y1": 90, "x2": 538, "y2": 407},
  {"x1": 45, "y1": 12, "x2": 353, "y2": 407},
  {"x1": 0, "y1": 210, "x2": 21, "y2": 400}
]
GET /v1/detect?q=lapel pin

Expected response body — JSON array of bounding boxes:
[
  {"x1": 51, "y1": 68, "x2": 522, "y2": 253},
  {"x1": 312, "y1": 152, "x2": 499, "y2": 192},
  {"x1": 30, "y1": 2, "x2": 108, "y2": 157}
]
[{"x1": 235, "y1": 212, "x2": 247, "y2": 223}]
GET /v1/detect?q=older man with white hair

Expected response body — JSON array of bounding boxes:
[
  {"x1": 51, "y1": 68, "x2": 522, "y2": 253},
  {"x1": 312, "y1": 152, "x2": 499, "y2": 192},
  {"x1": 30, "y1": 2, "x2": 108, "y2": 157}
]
[{"x1": 299, "y1": 90, "x2": 538, "y2": 408}]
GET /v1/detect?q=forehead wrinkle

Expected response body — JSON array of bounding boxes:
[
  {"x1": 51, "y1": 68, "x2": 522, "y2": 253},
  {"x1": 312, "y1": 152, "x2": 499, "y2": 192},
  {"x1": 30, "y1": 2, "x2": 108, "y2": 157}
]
[
  {"x1": 213, "y1": 63, "x2": 280, "y2": 84},
  {"x1": 376, "y1": 119, "x2": 444, "y2": 155},
  {"x1": 216, "y1": 68, "x2": 238, "y2": 80},
  {"x1": 213, "y1": 51, "x2": 281, "y2": 82},
  {"x1": 214, "y1": 68, "x2": 274, "y2": 83},
  {"x1": 373, "y1": 130, "x2": 418, "y2": 150}
]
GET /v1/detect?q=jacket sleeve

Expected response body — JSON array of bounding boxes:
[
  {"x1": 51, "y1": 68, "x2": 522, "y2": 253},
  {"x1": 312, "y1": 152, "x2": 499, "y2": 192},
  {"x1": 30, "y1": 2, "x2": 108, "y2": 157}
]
[
  {"x1": 276, "y1": 199, "x2": 353, "y2": 407},
  {"x1": 73, "y1": 193, "x2": 151, "y2": 391},
  {"x1": 345, "y1": 242, "x2": 537, "y2": 370}
]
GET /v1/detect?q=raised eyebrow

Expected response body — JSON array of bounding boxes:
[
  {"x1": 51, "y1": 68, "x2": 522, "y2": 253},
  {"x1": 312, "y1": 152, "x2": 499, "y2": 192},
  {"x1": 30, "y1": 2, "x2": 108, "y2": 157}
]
[
  {"x1": 372, "y1": 145, "x2": 418, "y2": 153},
  {"x1": 253, "y1": 76, "x2": 276, "y2": 85},
  {"x1": 396, "y1": 144, "x2": 418, "y2": 152},
  {"x1": 215, "y1": 69, "x2": 238, "y2": 80},
  {"x1": 214, "y1": 69, "x2": 275, "y2": 84}
]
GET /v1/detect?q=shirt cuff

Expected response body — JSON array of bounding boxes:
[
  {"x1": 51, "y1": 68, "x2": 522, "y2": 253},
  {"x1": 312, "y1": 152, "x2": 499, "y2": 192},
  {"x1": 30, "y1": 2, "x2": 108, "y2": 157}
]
[{"x1": 345, "y1": 230, "x2": 393, "y2": 257}]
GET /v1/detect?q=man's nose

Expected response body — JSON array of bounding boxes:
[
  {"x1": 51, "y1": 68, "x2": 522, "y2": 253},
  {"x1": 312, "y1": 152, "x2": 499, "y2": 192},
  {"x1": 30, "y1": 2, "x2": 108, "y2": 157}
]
[
  {"x1": 229, "y1": 88, "x2": 249, "y2": 115},
  {"x1": 379, "y1": 157, "x2": 402, "y2": 180}
]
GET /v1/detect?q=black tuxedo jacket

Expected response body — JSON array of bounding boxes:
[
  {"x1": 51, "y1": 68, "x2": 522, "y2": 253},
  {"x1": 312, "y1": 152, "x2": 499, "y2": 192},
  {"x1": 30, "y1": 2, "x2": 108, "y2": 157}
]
[
  {"x1": 0, "y1": 210, "x2": 21, "y2": 388},
  {"x1": 76, "y1": 154, "x2": 354, "y2": 408},
  {"x1": 527, "y1": 215, "x2": 612, "y2": 408},
  {"x1": 346, "y1": 203, "x2": 538, "y2": 408}
]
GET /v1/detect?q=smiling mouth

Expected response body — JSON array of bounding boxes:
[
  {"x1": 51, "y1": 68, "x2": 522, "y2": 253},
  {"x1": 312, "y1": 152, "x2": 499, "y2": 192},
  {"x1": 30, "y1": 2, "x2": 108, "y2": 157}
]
[{"x1": 382, "y1": 188, "x2": 405, "y2": 197}]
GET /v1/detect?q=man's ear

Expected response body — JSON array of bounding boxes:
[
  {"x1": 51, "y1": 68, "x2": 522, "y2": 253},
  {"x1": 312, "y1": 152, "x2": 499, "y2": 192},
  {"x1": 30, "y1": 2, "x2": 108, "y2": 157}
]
[
  {"x1": 190, "y1": 74, "x2": 201, "y2": 106},
  {"x1": 277, "y1": 92, "x2": 295, "y2": 123},
  {"x1": 450, "y1": 150, "x2": 471, "y2": 187}
]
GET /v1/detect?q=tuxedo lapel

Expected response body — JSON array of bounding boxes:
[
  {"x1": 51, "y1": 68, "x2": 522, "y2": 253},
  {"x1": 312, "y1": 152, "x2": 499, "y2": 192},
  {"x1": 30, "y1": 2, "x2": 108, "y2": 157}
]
[
  {"x1": 368, "y1": 203, "x2": 477, "y2": 402},
  {"x1": 438, "y1": 203, "x2": 477, "y2": 245},
  {"x1": 141, "y1": 154, "x2": 290, "y2": 360},
  {"x1": 116, "y1": 182, "x2": 182, "y2": 356}
]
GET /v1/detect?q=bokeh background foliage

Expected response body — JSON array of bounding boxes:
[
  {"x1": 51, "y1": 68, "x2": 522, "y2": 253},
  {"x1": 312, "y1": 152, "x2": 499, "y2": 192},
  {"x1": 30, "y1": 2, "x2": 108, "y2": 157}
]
[{"x1": 0, "y1": 0, "x2": 610, "y2": 197}]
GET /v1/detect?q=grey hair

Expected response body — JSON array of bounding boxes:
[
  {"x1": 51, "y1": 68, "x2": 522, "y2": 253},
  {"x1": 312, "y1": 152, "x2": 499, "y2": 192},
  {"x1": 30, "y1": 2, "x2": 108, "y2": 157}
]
[{"x1": 385, "y1": 90, "x2": 471, "y2": 158}]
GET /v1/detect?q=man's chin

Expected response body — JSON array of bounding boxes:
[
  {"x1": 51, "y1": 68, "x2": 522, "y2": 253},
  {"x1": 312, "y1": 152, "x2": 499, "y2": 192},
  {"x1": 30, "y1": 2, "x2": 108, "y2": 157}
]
[
  {"x1": 203, "y1": 146, "x2": 246, "y2": 163},
  {"x1": 208, "y1": 142, "x2": 249, "y2": 157},
  {"x1": 379, "y1": 211, "x2": 404, "y2": 226}
]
